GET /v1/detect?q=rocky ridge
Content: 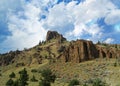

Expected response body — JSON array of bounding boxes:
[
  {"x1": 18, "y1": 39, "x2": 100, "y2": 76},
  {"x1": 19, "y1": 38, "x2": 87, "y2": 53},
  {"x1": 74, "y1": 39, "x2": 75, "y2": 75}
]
[{"x1": 0, "y1": 31, "x2": 120, "y2": 66}]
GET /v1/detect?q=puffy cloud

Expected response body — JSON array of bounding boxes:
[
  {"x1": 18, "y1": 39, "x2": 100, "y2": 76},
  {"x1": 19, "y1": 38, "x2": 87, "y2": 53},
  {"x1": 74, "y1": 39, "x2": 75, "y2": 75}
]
[
  {"x1": 1, "y1": 0, "x2": 120, "y2": 53},
  {"x1": 105, "y1": 10, "x2": 120, "y2": 25},
  {"x1": 49, "y1": 0, "x2": 115, "y2": 41},
  {"x1": 0, "y1": 0, "x2": 47, "y2": 53},
  {"x1": 104, "y1": 38, "x2": 114, "y2": 43}
]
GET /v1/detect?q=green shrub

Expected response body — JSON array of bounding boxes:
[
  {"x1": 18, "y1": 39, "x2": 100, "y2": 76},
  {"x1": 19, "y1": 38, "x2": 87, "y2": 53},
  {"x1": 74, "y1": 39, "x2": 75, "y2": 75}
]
[
  {"x1": 18, "y1": 68, "x2": 29, "y2": 86},
  {"x1": 92, "y1": 78, "x2": 107, "y2": 86},
  {"x1": 9, "y1": 72, "x2": 15, "y2": 78},
  {"x1": 83, "y1": 83, "x2": 88, "y2": 86},
  {"x1": 0, "y1": 73, "x2": 2, "y2": 76},
  {"x1": 30, "y1": 75, "x2": 38, "y2": 82},
  {"x1": 114, "y1": 62, "x2": 117, "y2": 67},
  {"x1": 68, "y1": 79, "x2": 79, "y2": 86},
  {"x1": 39, "y1": 69, "x2": 56, "y2": 86},
  {"x1": 6, "y1": 78, "x2": 14, "y2": 86},
  {"x1": 31, "y1": 69, "x2": 38, "y2": 73}
]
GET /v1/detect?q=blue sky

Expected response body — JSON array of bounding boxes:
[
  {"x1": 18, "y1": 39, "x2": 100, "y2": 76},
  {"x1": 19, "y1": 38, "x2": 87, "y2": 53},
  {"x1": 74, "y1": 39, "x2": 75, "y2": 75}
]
[{"x1": 0, "y1": 0, "x2": 120, "y2": 53}]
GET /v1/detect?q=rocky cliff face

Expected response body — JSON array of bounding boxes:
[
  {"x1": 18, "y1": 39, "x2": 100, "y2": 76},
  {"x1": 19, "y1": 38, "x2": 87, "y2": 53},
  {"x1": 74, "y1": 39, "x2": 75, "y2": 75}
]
[
  {"x1": 58, "y1": 40, "x2": 99, "y2": 63},
  {"x1": 97, "y1": 46, "x2": 119, "y2": 58},
  {"x1": 46, "y1": 31, "x2": 66, "y2": 42},
  {"x1": 58, "y1": 40, "x2": 120, "y2": 63}
]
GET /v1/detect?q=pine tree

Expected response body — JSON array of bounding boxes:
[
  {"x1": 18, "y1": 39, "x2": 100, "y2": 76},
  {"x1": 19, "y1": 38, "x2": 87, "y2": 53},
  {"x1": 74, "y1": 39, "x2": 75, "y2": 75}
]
[
  {"x1": 30, "y1": 75, "x2": 38, "y2": 82},
  {"x1": 68, "y1": 79, "x2": 79, "y2": 86},
  {"x1": 6, "y1": 78, "x2": 14, "y2": 86},
  {"x1": 18, "y1": 68, "x2": 29, "y2": 86},
  {"x1": 9, "y1": 72, "x2": 15, "y2": 78},
  {"x1": 39, "y1": 69, "x2": 56, "y2": 86}
]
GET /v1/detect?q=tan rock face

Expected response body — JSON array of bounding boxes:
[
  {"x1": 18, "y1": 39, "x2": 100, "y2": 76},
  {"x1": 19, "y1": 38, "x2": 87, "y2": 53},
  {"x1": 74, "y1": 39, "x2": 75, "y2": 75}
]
[
  {"x1": 58, "y1": 40, "x2": 99, "y2": 63},
  {"x1": 46, "y1": 31, "x2": 66, "y2": 42},
  {"x1": 58, "y1": 40, "x2": 120, "y2": 63},
  {"x1": 97, "y1": 46, "x2": 117, "y2": 58}
]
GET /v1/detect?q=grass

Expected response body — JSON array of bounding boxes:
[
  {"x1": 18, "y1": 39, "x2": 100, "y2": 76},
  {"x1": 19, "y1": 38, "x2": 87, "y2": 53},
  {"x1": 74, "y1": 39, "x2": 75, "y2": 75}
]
[
  {"x1": 49, "y1": 58, "x2": 120, "y2": 86},
  {"x1": 1, "y1": 58, "x2": 120, "y2": 86}
]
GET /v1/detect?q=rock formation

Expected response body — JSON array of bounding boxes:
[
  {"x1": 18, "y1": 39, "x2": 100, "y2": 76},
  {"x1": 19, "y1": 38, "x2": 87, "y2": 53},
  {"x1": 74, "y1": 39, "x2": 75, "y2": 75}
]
[
  {"x1": 0, "y1": 31, "x2": 120, "y2": 66},
  {"x1": 46, "y1": 31, "x2": 66, "y2": 42},
  {"x1": 0, "y1": 50, "x2": 21, "y2": 66},
  {"x1": 58, "y1": 40, "x2": 99, "y2": 63},
  {"x1": 97, "y1": 46, "x2": 118, "y2": 58}
]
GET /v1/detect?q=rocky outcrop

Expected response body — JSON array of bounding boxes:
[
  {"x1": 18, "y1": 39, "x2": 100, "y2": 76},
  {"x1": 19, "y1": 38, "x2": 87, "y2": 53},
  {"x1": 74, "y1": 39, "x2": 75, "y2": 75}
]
[
  {"x1": 58, "y1": 40, "x2": 99, "y2": 63},
  {"x1": 58, "y1": 39, "x2": 120, "y2": 63},
  {"x1": 46, "y1": 31, "x2": 66, "y2": 42},
  {"x1": 0, "y1": 50, "x2": 21, "y2": 66},
  {"x1": 0, "y1": 31, "x2": 120, "y2": 66},
  {"x1": 97, "y1": 46, "x2": 118, "y2": 58}
]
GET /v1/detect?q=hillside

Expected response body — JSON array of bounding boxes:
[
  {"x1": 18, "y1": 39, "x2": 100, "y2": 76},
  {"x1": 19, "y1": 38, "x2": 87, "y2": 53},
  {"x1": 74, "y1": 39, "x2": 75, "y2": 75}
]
[{"x1": 0, "y1": 31, "x2": 120, "y2": 86}]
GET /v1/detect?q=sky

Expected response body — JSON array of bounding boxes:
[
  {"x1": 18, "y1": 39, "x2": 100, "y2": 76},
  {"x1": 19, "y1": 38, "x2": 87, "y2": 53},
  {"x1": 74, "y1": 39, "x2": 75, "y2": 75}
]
[{"x1": 0, "y1": 0, "x2": 120, "y2": 53}]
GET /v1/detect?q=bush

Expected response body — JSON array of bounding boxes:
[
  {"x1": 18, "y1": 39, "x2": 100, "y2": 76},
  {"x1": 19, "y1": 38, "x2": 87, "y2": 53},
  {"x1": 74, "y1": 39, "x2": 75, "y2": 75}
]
[
  {"x1": 39, "y1": 69, "x2": 56, "y2": 86},
  {"x1": 31, "y1": 69, "x2": 38, "y2": 73},
  {"x1": 68, "y1": 79, "x2": 79, "y2": 86},
  {"x1": 9, "y1": 72, "x2": 15, "y2": 78},
  {"x1": 6, "y1": 78, "x2": 14, "y2": 86},
  {"x1": 114, "y1": 62, "x2": 117, "y2": 67},
  {"x1": 39, "y1": 79, "x2": 50, "y2": 86},
  {"x1": 92, "y1": 78, "x2": 107, "y2": 86},
  {"x1": 30, "y1": 75, "x2": 38, "y2": 82},
  {"x1": 18, "y1": 68, "x2": 29, "y2": 86}
]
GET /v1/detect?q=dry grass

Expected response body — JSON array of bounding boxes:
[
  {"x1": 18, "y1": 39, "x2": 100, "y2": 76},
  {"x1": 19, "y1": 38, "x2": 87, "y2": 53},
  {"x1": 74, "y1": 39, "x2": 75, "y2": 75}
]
[{"x1": 1, "y1": 58, "x2": 120, "y2": 86}]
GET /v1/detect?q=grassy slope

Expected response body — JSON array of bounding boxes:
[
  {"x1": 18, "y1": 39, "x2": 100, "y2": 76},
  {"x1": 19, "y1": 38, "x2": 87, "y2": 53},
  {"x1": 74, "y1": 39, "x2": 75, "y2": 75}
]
[
  {"x1": 1, "y1": 58, "x2": 120, "y2": 86},
  {"x1": 49, "y1": 58, "x2": 120, "y2": 86}
]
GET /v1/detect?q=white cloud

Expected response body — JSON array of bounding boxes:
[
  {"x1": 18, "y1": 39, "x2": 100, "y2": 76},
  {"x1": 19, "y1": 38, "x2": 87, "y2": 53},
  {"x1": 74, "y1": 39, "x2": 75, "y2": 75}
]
[
  {"x1": 105, "y1": 10, "x2": 120, "y2": 25},
  {"x1": 0, "y1": 0, "x2": 47, "y2": 52},
  {"x1": 1, "y1": 0, "x2": 120, "y2": 53},
  {"x1": 104, "y1": 38, "x2": 114, "y2": 43}
]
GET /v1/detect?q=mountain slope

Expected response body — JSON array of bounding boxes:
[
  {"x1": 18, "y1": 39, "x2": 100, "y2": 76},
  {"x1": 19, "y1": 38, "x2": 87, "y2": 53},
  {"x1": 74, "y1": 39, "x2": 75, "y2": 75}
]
[{"x1": 0, "y1": 31, "x2": 120, "y2": 86}]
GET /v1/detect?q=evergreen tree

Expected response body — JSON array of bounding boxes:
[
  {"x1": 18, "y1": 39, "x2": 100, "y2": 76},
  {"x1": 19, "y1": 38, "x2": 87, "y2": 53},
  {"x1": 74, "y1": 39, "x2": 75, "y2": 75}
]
[
  {"x1": 97, "y1": 40, "x2": 101, "y2": 45},
  {"x1": 39, "y1": 69, "x2": 56, "y2": 86},
  {"x1": 18, "y1": 68, "x2": 29, "y2": 86},
  {"x1": 30, "y1": 75, "x2": 38, "y2": 82},
  {"x1": 9, "y1": 72, "x2": 15, "y2": 78},
  {"x1": 6, "y1": 78, "x2": 14, "y2": 86},
  {"x1": 68, "y1": 79, "x2": 79, "y2": 86}
]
